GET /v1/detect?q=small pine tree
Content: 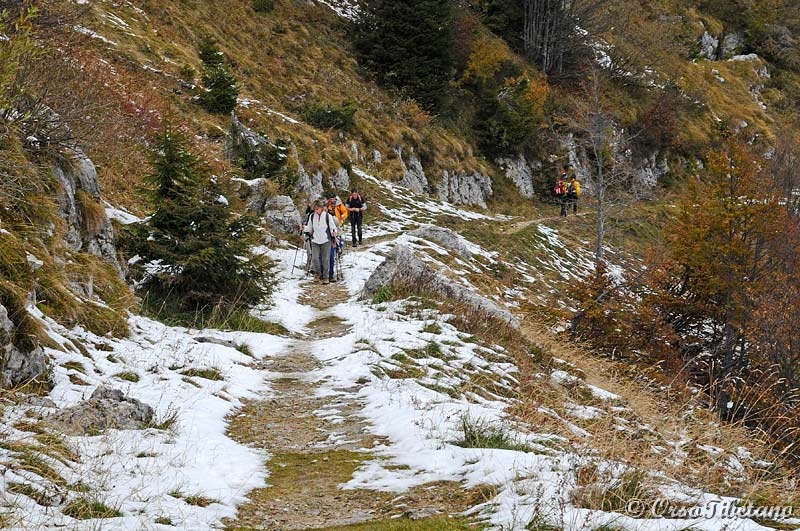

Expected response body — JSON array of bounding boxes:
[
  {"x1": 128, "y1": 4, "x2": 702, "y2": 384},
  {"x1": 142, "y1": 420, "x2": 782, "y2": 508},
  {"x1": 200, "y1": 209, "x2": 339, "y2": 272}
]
[
  {"x1": 197, "y1": 36, "x2": 224, "y2": 67},
  {"x1": 198, "y1": 63, "x2": 238, "y2": 114},
  {"x1": 195, "y1": 37, "x2": 238, "y2": 114},
  {"x1": 122, "y1": 123, "x2": 271, "y2": 313}
]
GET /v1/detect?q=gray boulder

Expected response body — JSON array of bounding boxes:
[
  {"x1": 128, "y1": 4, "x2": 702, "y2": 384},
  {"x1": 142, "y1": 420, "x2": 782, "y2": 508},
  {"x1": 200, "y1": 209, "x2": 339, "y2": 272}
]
[
  {"x1": 231, "y1": 177, "x2": 270, "y2": 213},
  {"x1": 363, "y1": 244, "x2": 519, "y2": 327},
  {"x1": 1, "y1": 302, "x2": 48, "y2": 389},
  {"x1": 408, "y1": 225, "x2": 473, "y2": 259},
  {"x1": 48, "y1": 387, "x2": 154, "y2": 435},
  {"x1": 262, "y1": 195, "x2": 302, "y2": 234}
]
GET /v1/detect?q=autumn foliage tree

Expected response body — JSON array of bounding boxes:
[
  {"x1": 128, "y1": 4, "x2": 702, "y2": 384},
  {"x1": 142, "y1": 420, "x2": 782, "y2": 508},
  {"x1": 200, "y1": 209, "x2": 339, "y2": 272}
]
[{"x1": 647, "y1": 137, "x2": 799, "y2": 452}]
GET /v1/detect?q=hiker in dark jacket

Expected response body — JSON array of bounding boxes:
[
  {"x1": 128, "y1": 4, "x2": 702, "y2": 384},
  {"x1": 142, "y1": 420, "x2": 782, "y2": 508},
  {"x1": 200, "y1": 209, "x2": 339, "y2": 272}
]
[
  {"x1": 554, "y1": 168, "x2": 568, "y2": 217},
  {"x1": 345, "y1": 189, "x2": 366, "y2": 246}
]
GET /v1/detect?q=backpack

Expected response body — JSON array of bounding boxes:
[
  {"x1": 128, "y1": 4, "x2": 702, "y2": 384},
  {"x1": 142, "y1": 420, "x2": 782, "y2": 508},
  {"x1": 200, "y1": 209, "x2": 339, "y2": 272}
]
[
  {"x1": 567, "y1": 179, "x2": 580, "y2": 198},
  {"x1": 347, "y1": 193, "x2": 363, "y2": 210},
  {"x1": 309, "y1": 211, "x2": 335, "y2": 240},
  {"x1": 554, "y1": 180, "x2": 566, "y2": 196}
]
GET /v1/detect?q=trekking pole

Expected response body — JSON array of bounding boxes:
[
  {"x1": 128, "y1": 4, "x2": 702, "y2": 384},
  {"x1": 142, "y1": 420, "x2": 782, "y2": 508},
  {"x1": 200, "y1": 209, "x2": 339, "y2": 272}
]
[{"x1": 290, "y1": 232, "x2": 302, "y2": 275}]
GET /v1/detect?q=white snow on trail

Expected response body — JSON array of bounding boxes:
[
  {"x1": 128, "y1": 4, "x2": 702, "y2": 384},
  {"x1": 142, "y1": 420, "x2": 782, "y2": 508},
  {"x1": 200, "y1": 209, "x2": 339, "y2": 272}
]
[{"x1": 2, "y1": 211, "x2": 796, "y2": 531}]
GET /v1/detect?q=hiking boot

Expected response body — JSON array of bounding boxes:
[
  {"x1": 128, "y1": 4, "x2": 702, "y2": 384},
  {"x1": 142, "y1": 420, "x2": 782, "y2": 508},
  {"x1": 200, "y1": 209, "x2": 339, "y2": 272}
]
[
  {"x1": 330, "y1": 278, "x2": 337, "y2": 283},
  {"x1": 322, "y1": 279, "x2": 329, "y2": 285}
]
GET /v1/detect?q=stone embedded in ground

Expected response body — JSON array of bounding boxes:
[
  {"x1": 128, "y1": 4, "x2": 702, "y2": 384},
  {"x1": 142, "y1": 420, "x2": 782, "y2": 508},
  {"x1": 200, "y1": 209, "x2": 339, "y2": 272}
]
[
  {"x1": 408, "y1": 225, "x2": 474, "y2": 259},
  {"x1": 47, "y1": 386, "x2": 154, "y2": 435},
  {"x1": 362, "y1": 244, "x2": 519, "y2": 328}
]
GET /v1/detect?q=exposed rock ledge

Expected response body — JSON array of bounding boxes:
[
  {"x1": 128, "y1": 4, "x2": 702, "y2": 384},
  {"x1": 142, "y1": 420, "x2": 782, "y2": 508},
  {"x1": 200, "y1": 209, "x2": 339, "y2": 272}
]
[{"x1": 362, "y1": 244, "x2": 518, "y2": 327}]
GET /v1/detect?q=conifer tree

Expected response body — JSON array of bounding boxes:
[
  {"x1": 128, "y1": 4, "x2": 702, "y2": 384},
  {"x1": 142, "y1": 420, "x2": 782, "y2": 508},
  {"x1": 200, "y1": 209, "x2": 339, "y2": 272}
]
[
  {"x1": 196, "y1": 36, "x2": 238, "y2": 115},
  {"x1": 122, "y1": 123, "x2": 270, "y2": 312},
  {"x1": 352, "y1": 0, "x2": 455, "y2": 111}
]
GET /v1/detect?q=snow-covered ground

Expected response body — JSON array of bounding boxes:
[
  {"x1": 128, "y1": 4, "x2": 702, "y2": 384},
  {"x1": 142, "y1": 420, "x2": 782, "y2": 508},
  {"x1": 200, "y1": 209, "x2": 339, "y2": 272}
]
[{"x1": 2, "y1": 177, "x2": 797, "y2": 531}]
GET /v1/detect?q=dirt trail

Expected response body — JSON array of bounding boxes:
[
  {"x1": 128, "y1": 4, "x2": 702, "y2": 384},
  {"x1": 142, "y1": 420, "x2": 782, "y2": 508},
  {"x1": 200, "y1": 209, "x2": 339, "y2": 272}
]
[
  {"x1": 498, "y1": 211, "x2": 590, "y2": 235},
  {"x1": 225, "y1": 271, "x2": 479, "y2": 530}
]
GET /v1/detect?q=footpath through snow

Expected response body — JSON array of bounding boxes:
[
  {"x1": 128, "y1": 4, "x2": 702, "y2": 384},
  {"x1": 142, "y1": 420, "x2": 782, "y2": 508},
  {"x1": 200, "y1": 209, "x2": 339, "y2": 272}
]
[{"x1": 2, "y1": 204, "x2": 799, "y2": 531}]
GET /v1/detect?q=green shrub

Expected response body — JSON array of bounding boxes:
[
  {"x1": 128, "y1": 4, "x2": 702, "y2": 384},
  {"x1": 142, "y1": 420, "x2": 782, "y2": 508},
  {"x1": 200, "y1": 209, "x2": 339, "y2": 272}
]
[
  {"x1": 302, "y1": 101, "x2": 357, "y2": 130},
  {"x1": 253, "y1": 0, "x2": 274, "y2": 13}
]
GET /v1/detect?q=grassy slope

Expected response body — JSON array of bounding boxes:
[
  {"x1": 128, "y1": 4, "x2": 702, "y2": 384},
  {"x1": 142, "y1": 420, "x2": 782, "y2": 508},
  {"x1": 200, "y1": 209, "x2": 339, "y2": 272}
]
[{"x1": 69, "y1": 0, "x2": 489, "y2": 214}]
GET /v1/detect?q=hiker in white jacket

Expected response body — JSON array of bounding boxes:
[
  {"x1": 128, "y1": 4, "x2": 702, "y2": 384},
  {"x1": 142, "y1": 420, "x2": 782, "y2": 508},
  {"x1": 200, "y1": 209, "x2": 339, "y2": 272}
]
[{"x1": 302, "y1": 199, "x2": 338, "y2": 285}]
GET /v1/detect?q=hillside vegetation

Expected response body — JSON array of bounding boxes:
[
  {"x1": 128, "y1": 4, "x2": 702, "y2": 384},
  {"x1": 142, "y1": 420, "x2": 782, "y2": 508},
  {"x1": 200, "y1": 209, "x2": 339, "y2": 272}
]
[{"x1": 1, "y1": 0, "x2": 800, "y2": 528}]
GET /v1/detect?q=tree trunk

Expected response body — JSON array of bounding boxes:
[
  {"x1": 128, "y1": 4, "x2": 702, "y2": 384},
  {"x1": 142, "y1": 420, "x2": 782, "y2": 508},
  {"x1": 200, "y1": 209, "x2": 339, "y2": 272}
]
[{"x1": 524, "y1": 0, "x2": 567, "y2": 74}]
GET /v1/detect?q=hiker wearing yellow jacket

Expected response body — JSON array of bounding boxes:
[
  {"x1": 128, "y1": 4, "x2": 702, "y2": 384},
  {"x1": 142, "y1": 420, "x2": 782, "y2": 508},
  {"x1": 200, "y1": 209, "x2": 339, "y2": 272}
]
[
  {"x1": 566, "y1": 175, "x2": 581, "y2": 214},
  {"x1": 326, "y1": 193, "x2": 349, "y2": 225}
]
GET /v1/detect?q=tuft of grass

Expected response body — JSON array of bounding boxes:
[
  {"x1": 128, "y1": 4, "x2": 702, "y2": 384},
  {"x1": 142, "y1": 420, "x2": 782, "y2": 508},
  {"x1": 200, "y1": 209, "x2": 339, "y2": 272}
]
[
  {"x1": 63, "y1": 497, "x2": 123, "y2": 519},
  {"x1": 114, "y1": 371, "x2": 140, "y2": 382},
  {"x1": 184, "y1": 494, "x2": 218, "y2": 507},
  {"x1": 371, "y1": 286, "x2": 394, "y2": 304},
  {"x1": 572, "y1": 467, "x2": 654, "y2": 513},
  {"x1": 146, "y1": 408, "x2": 179, "y2": 431},
  {"x1": 61, "y1": 361, "x2": 86, "y2": 374},
  {"x1": 169, "y1": 489, "x2": 217, "y2": 507},
  {"x1": 422, "y1": 322, "x2": 442, "y2": 334},
  {"x1": 180, "y1": 367, "x2": 223, "y2": 381},
  {"x1": 0, "y1": 441, "x2": 69, "y2": 487},
  {"x1": 155, "y1": 516, "x2": 175, "y2": 526},
  {"x1": 7, "y1": 482, "x2": 52, "y2": 506},
  {"x1": 236, "y1": 342, "x2": 253, "y2": 357},
  {"x1": 455, "y1": 414, "x2": 530, "y2": 452}
]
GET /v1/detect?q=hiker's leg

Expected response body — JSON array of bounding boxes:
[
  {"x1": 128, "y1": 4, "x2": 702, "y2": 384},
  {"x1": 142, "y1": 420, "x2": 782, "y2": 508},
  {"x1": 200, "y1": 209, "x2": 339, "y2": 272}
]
[
  {"x1": 305, "y1": 240, "x2": 314, "y2": 275},
  {"x1": 328, "y1": 244, "x2": 336, "y2": 281},
  {"x1": 320, "y1": 240, "x2": 331, "y2": 280},
  {"x1": 357, "y1": 215, "x2": 363, "y2": 243},
  {"x1": 573, "y1": 199, "x2": 578, "y2": 214},
  {"x1": 560, "y1": 198, "x2": 566, "y2": 217},
  {"x1": 311, "y1": 243, "x2": 322, "y2": 279},
  {"x1": 351, "y1": 217, "x2": 357, "y2": 246}
]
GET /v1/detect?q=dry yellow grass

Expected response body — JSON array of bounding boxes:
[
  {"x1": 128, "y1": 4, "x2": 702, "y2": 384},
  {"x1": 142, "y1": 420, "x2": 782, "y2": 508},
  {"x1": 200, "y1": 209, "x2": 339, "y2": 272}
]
[{"x1": 516, "y1": 320, "x2": 800, "y2": 506}]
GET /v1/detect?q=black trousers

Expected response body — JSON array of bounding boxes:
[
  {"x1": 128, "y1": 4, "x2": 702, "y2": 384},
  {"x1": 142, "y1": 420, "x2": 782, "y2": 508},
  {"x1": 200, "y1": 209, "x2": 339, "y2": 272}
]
[{"x1": 350, "y1": 212, "x2": 363, "y2": 243}]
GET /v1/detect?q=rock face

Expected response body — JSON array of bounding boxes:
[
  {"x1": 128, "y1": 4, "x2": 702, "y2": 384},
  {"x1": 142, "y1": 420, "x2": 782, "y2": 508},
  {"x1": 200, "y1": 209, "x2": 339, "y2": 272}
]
[
  {"x1": 48, "y1": 387, "x2": 154, "y2": 435},
  {"x1": 498, "y1": 155, "x2": 539, "y2": 199},
  {"x1": 331, "y1": 167, "x2": 350, "y2": 191},
  {"x1": 363, "y1": 244, "x2": 518, "y2": 327},
  {"x1": 438, "y1": 170, "x2": 493, "y2": 208},
  {"x1": 638, "y1": 151, "x2": 671, "y2": 189},
  {"x1": 408, "y1": 225, "x2": 473, "y2": 259},
  {"x1": 295, "y1": 150, "x2": 325, "y2": 200},
  {"x1": 397, "y1": 147, "x2": 428, "y2": 194},
  {"x1": 263, "y1": 195, "x2": 302, "y2": 234},
  {"x1": 51, "y1": 148, "x2": 120, "y2": 271},
  {"x1": 231, "y1": 177, "x2": 271, "y2": 213},
  {"x1": 0, "y1": 303, "x2": 47, "y2": 389}
]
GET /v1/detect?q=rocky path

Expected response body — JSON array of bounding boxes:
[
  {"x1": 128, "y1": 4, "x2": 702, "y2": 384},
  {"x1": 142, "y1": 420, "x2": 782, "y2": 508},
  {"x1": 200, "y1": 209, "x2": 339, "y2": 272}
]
[{"x1": 224, "y1": 264, "x2": 479, "y2": 530}]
